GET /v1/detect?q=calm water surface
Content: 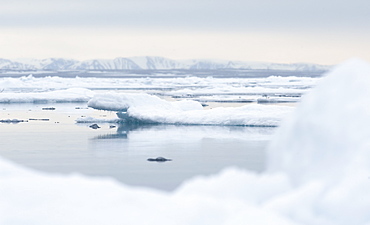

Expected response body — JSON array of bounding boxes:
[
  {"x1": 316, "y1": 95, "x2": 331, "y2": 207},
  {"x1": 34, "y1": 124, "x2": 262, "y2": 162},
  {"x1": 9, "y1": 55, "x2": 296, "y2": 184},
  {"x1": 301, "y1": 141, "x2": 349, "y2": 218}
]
[{"x1": 0, "y1": 103, "x2": 275, "y2": 191}]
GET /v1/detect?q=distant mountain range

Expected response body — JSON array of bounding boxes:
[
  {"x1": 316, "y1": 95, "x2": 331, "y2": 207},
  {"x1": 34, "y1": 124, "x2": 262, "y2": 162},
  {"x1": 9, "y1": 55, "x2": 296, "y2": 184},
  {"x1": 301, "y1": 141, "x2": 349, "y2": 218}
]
[{"x1": 0, "y1": 56, "x2": 331, "y2": 71}]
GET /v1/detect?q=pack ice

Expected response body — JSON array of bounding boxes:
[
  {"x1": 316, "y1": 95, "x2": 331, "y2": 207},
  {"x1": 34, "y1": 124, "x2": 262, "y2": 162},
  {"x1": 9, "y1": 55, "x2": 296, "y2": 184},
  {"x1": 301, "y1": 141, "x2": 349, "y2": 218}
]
[{"x1": 0, "y1": 59, "x2": 370, "y2": 224}]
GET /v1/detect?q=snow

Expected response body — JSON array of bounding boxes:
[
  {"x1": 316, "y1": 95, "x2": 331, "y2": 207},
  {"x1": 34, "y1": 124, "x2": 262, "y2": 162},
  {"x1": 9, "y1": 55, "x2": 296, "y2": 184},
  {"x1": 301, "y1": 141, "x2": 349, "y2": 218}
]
[
  {"x1": 88, "y1": 92, "x2": 292, "y2": 126},
  {"x1": 0, "y1": 74, "x2": 318, "y2": 106},
  {"x1": 0, "y1": 88, "x2": 94, "y2": 103},
  {"x1": 75, "y1": 116, "x2": 122, "y2": 124},
  {"x1": 0, "y1": 162, "x2": 294, "y2": 225},
  {"x1": 1, "y1": 59, "x2": 370, "y2": 224},
  {"x1": 268, "y1": 59, "x2": 370, "y2": 183},
  {"x1": 87, "y1": 92, "x2": 189, "y2": 112},
  {"x1": 257, "y1": 96, "x2": 299, "y2": 103},
  {"x1": 266, "y1": 58, "x2": 370, "y2": 224}
]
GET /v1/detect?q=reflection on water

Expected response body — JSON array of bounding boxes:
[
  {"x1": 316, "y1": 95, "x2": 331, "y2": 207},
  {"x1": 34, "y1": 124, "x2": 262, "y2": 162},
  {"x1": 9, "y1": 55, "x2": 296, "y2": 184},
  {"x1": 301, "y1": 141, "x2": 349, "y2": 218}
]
[
  {"x1": 0, "y1": 104, "x2": 276, "y2": 191},
  {"x1": 89, "y1": 124, "x2": 274, "y2": 190},
  {"x1": 93, "y1": 124, "x2": 144, "y2": 139},
  {"x1": 96, "y1": 123, "x2": 276, "y2": 139}
]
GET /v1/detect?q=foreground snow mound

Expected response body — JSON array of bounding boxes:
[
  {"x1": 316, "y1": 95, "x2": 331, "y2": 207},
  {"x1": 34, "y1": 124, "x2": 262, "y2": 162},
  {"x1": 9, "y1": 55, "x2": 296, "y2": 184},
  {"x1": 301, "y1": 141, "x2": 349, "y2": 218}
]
[
  {"x1": 268, "y1": 58, "x2": 370, "y2": 224},
  {"x1": 0, "y1": 159, "x2": 295, "y2": 225},
  {"x1": 88, "y1": 93, "x2": 292, "y2": 126},
  {"x1": 2, "y1": 59, "x2": 370, "y2": 225},
  {"x1": 0, "y1": 88, "x2": 94, "y2": 103}
]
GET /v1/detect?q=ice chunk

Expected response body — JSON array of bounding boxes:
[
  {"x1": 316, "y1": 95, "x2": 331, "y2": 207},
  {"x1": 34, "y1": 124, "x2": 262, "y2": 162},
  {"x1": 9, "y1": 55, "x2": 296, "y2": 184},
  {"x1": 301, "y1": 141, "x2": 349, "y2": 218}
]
[
  {"x1": 88, "y1": 92, "x2": 203, "y2": 112},
  {"x1": 257, "y1": 96, "x2": 299, "y2": 103},
  {"x1": 75, "y1": 116, "x2": 122, "y2": 124}
]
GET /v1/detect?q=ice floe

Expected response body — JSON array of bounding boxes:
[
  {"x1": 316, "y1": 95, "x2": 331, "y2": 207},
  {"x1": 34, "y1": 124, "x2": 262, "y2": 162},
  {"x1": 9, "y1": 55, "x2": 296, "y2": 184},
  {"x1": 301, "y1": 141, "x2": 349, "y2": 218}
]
[
  {"x1": 0, "y1": 88, "x2": 94, "y2": 103},
  {"x1": 87, "y1": 93, "x2": 293, "y2": 127},
  {"x1": 0, "y1": 75, "x2": 318, "y2": 104}
]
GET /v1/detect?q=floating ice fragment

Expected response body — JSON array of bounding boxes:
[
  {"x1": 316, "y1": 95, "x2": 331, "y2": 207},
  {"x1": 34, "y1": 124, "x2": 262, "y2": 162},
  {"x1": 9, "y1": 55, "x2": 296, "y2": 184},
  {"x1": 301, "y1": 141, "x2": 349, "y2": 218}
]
[
  {"x1": 0, "y1": 88, "x2": 94, "y2": 103},
  {"x1": 88, "y1": 92, "x2": 293, "y2": 127}
]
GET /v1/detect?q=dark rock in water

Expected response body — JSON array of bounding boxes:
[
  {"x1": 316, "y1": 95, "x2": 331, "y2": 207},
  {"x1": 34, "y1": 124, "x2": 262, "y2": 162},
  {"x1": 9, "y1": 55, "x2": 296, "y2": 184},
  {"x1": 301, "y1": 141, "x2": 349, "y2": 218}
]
[
  {"x1": 89, "y1": 124, "x2": 100, "y2": 129},
  {"x1": 147, "y1": 157, "x2": 172, "y2": 162},
  {"x1": 42, "y1": 107, "x2": 56, "y2": 110}
]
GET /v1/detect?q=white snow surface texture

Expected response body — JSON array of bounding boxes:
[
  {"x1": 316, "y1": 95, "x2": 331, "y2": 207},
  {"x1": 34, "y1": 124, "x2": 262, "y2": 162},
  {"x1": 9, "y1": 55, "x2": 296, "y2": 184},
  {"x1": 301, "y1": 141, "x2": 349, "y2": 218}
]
[
  {"x1": 1, "y1": 59, "x2": 370, "y2": 224},
  {"x1": 87, "y1": 93, "x2": 292, "y2": 126},
  {"x1": 0, "y1": 88, "x2": 94, "y2": 103}
]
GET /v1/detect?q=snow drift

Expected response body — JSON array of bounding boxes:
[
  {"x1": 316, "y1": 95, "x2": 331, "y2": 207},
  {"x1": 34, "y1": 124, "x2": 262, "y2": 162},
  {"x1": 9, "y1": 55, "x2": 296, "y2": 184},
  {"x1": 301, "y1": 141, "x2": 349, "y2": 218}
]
[
  {"x1": 87, "y1": 93, "x2": 293, "y2": 127},
  {"x1": 1, "y1": 59, "x2": 370, "y2": 224},
  {"x1": 266, "y1": 58, "x2": 370, "y2": 224}
]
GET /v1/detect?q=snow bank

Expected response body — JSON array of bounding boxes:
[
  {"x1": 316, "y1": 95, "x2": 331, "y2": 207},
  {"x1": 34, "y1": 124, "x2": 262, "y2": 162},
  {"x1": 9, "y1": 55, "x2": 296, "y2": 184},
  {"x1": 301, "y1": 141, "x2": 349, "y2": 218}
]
[
  {"x1": 267, "y1": 58, "x2": 370, "y2": 224},
  {"x1": 88, "y1": 93, "x2": 293, "y2": 127},
  {"x1": 1, "y1": 59, "x2": 370, "y2": 224},
  {"x1": 269, "y1": 58, "x2": 370, "y2": 182},
  {"x1": 0, "y1": 88, "x2": 94, "y2": 103},
  {"x1": 0, "y1": 158, "x2": 295, "y2": 225}
]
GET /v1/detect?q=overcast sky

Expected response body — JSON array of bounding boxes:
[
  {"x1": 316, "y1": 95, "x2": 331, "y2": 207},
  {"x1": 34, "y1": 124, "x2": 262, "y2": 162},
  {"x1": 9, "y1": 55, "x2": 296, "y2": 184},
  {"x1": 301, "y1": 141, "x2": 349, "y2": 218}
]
[{"x1": 1, "y1": 0, "x2": 369, "y2": 64}]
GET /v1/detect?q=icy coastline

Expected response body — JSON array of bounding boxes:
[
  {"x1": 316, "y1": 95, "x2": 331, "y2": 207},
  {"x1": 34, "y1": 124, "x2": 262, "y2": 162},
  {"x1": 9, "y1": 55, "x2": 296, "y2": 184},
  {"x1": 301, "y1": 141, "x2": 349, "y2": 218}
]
[{"x1": 1, "y1": 59, "x2": 370, "y2": 224}]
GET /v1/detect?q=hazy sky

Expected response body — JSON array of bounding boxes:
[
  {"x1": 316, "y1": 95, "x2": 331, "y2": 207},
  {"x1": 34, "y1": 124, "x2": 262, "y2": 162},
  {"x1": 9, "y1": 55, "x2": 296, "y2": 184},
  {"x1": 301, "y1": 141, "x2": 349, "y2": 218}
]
[{"x1": 1, "y1": 0, "x2": 369, "y2": 64}]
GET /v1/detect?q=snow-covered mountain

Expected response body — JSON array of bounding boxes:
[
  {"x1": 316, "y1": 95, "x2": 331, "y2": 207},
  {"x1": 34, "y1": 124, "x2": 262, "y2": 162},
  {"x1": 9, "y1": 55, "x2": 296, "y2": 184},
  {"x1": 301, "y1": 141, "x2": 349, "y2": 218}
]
[{"x1": 0, "y1": 56, "x2": 330, "y2": 71}]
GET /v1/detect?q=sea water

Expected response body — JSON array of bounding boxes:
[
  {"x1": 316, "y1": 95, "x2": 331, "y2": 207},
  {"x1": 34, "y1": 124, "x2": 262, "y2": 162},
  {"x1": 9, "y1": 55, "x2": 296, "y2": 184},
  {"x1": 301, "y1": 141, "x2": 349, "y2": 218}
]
[{"x1": 0, "y1": 102, "x2": 275, "y2": 191}]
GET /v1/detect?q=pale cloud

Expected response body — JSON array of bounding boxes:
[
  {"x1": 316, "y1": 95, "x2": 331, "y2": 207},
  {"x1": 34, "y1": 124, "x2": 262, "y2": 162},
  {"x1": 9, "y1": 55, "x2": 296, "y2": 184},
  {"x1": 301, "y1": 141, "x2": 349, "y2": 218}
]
[
  {"x1": 1, "y1": 27, "x2": 369, "y2": 64},
  {"x1": 0, "y1": 0, "x2": 369, "y2": 64},
  {"x1": 1, "y1": 0, "x2": 369, "y2": 31}
]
